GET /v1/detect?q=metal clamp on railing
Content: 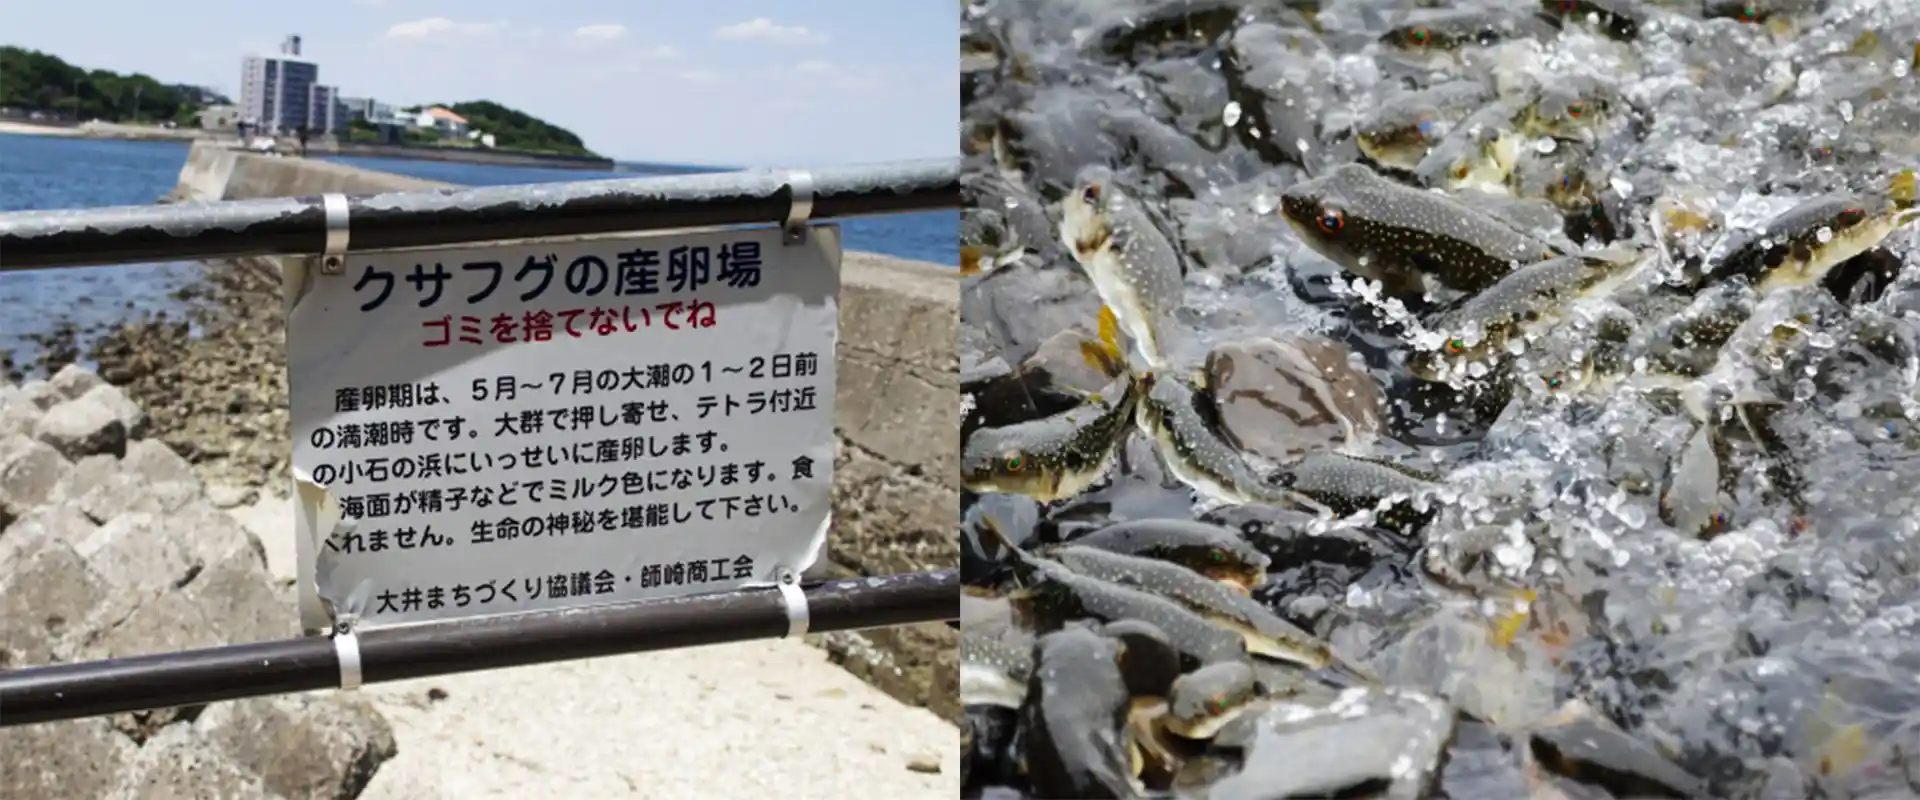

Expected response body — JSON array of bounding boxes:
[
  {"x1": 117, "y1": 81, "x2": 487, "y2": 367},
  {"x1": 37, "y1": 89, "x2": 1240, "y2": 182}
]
[
  {"x1": 332, "y1": 616, "x2": 363, "y2": 691},
  {"x1": 777, "y1": 568, "x2": 811, "y2": 638},
  {"x1": 319, "y1": 192, "x2": 350, "y2": 275},
  {"x1": 782, "y1": 170, "x2": 815, "y2": 246}
]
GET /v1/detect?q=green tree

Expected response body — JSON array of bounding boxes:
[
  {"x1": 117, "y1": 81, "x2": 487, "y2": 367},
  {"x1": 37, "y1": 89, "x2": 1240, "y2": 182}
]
[
  {"x1": 435, "y1": 100, "x2": 601, "y2": 157},
  {"x1": 0, "y1": 46, "x2": 191, "y2": 123}
]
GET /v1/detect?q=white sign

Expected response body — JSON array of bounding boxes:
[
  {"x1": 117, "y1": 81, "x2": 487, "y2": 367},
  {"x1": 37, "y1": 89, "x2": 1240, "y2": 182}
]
[{"x1": 287, "y1": 225, "x2": 841, "y2": 629}]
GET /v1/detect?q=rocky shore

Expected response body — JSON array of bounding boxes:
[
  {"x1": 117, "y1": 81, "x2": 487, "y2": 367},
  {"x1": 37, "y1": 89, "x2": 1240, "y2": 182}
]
[
  {"x1": 84, "y1": 260, "x2": 289, "y2": 491},
  {"x1": 0, "y1": 364, "x2": 398, "y2": 797}
]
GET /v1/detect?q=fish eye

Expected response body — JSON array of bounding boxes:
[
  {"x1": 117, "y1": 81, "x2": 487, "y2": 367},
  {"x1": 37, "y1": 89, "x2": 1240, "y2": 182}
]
[
  {"x1": 1838, "y1": 208, "x2": 1866, "y2": 226},
  {"x1": 1736, "y1": 4, "x2": 1759, "y2": 21},
  {"x1": 1543, "y1": 374, "x2": 1564, "y2": 389},
  {"x1": 1003, "y1": 453, "x2": 1025, "y2": 472},
  {"x1": 1406, "y1": 26, "x2": 1431, "y2": 46},
  {"x1": 1560, "y1": 0, "x2": 1579, "y2": 11},
  {"x1": 1446, "y1": 338, "x2": 1466, "y2": 354},
  {"x1": 1081, "y1": 183, "x2": 1102, "y2": 206},
  {"x1": 1210, "y1": 550, "x2": 1227, "y2": 562},
  {"x1": 1567, "y1": 103, "x2": 1586, "y2": 119},
  {"x1": 1317, "y1": 207, "x2": 1346, "y2": 233},
  {"x1": 1206, "y1": 696, "x2": 1228, "y2": 715},
  {"x1": 1708, "y1": 511, "x2": 1729, "y2": 532},
  {"x1": 1451, "y1": 163, "x2": 1470, "y2": 180},
  {"x1": 1812, "y1": 147, "x2": 1832, "y2": 161}
]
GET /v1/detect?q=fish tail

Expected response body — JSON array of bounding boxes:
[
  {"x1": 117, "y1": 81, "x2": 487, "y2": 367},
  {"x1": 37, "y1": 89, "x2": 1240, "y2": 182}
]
[
  {"x1": 1889, "y1": 168, "x2": 1917, "y2": 211},
  {"x1": 1097, "y1": 304, "x2": 1127, "y2": 371}
]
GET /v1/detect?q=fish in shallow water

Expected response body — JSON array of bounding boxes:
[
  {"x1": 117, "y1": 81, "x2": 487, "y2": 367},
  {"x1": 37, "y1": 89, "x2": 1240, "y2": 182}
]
[
  {"x1": 986, "y1": 522, "x2": 1251, "y2": 667},
  {"x1": 962, "y1": 633, "x2": 1035, "y2": 709},
  {"x1": 1705, "y1": 191, "x2": 1919, "y2": 295},
  {"x1": 1379, "y1": 7, "x2": 1560, "y2": 59},
  {"x1": 961, "y1": 371, "x2": 1140, "y2": 501},
  {"x1": 1136, "y1": 374, "x2": 1330, "y2": 513},
  {"x1": 1281, "y1": 163, "x2": 1560, "y2": 300},
  {"x1": 1353, "y1": 80, "x2": 1497, "y2": 172},
  {"x1": 1413, "y1": 98, "x2": 1530, "y2": 195},
  {"x1": 1537, "y1": 0, "x2": 1643, "y2": 40},
  {"x1": 1266, "y1": 452, "x2": 1441, "y2": 520},
  {"x1": 1519, "y1": 75, "x2": 1616, "y2": 144},
  {"x1": 1059, "y1": 166, "x2": 1186, "y2": 370},
  {"x1": 1410, "y1": 250, "x2": 1648, "y2": 383},
  {"x1": 1023, "y1": 625, "x2": 1137, "y2": 799},
  {"x1": 1064, "y1": 518, "x2": 1271, "y2": 593},
  {"x1": 1164, "y1": 661, "x2": 1263, "y2": 739},
  {"x1": 1052, "y1": 545, "x2": 1339, "y2": 670}
]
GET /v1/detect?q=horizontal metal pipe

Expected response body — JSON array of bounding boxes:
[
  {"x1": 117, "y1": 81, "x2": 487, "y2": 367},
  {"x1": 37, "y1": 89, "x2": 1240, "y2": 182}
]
[
  {"x1": 0, "y1": 158, "x2": 959, "y2": 270},
  {"x1": 0, "y1": 569, "x2": 958, "y2": 727}
]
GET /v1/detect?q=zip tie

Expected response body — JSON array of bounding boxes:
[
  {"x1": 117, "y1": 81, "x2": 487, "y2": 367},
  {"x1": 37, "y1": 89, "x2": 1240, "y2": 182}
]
[
  {"x1": 782, "y1": 170, "x2": 814, "y2": 246},
  {"x1": 321, "y1": 193, "x2": 350, "y2": 274},
  {"x1": 777, "y1": 568, "x2": 810, "y2": 638},
  {"x1": 333, "y1": 621, "x2": 363, "y2": 691}
]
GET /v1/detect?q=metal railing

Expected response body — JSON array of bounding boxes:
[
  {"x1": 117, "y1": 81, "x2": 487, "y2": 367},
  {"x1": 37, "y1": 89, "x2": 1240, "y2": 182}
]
[{"x1": 0, "y1": 158, "x2": 962, "y2": 727}]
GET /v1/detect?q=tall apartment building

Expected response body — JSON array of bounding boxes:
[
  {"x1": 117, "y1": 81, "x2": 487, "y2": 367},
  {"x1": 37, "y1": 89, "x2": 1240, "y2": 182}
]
[
  {"x1": 238, "y1": 35, "x2": 319, "y2": 134},
  {"x1": 308, "y1": 84, "x2": 347, "y2": 134}
]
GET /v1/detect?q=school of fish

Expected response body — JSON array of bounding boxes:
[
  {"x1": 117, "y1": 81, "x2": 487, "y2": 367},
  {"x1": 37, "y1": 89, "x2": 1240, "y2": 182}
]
[{"x1": 961, "y1": 0, "x2": 1920, "y2": 796}]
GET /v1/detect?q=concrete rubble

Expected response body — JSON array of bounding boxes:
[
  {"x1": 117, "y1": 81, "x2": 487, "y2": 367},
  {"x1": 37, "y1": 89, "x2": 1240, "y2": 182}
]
[{"x1": 0, "y1": 366, "x2": 398, "y2": 800}]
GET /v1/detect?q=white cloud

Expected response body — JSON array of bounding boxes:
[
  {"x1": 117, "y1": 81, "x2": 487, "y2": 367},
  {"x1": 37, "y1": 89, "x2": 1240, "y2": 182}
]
[
  {"x1": 384, "y1": 17, "x2": 505, "y2": 39},
  {"x1": 712, "y1": 18, "x2": 827, "y2": 45},
  {"x1": 795, "y1": 59, "x2": 832, "y2": 74},
  {"x1": 573, "y1": 23, "x2": 626, "y2": 41},
  {"x1": 678, "y1": 69, "x2": 721, "y2": 83}
]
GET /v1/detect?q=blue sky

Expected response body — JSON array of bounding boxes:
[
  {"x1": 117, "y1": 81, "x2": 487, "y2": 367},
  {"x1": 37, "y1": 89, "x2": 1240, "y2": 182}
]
[{"x1": 0, "y1": 1, "x2": 956, "y2": 166}]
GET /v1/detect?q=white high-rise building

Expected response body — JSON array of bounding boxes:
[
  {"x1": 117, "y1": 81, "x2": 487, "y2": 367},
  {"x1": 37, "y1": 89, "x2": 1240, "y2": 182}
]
[{"x1": 238, "y1": 35, "x2": 320, "y2": 135}]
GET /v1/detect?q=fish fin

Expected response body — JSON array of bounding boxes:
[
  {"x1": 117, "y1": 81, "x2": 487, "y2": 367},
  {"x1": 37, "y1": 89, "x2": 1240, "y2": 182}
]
[
  {"x1": 1489, "y1": 587, "x2": 1537, "y2": 649},
  {"x1": 978, "y1": 515, "x2": 1036, "y2": 566},
  {"x1": 959, "y1": 245, "x2": 984, "y2": 276},
  {"x1": 1079, "y1": 341, "x2": 1120, "y2": 380},
  {"x1": 1889, "y1": 168, "x2": 1916, "y2": 210},
  {"x1": 1096, "y1": 304, "x2": 1126, "y2": 372}
]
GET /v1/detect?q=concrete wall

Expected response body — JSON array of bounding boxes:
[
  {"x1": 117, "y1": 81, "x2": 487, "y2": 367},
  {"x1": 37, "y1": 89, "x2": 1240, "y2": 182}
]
[
  {"x1": 165, "y1": 141, "x2": 962, "y2": 719},
  {"x1": 321, "y1": 141, "x2": 617, "y2": 171}
]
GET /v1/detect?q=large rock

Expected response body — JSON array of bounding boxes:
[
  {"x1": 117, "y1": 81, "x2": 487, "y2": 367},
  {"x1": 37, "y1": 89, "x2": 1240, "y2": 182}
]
[
  {"x1": 0, "y1": 383, "x2": 45, "y2": 438},
  {"x1": 33, "y1": 391, "x2": 128, "y2": 460},
  {"x1": 110, "y1": 724, "x2": 282, "y2": 799},
  {"x1": 0, "y1": 539, "x2": 133, "y2": 668},
  {"x1": 0, "y1": 718, "x2": 137, "y2": 799},
  {"x1": 50, "y1": 363, "x2": 107, "y2": 400},
  {"x1": 17, "y1": 378, "x2": 62, "y2": 411},
  {"x1": 0, "y1": 434, "x2": 74, "y2": 525},
  {"x1": 193, "y1": 694, "x2": 398, "y2": 800}
]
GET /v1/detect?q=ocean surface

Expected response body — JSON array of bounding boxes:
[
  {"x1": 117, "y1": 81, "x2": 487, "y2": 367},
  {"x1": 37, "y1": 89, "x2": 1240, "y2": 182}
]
[{"x1": 0, "y1": 132, "x2": 955, "y2": 374}]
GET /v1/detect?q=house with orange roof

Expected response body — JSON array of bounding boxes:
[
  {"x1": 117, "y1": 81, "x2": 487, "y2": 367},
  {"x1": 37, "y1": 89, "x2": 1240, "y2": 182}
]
[{"x1": 413, "y1": 106, "x2": 470, "y2": 138}]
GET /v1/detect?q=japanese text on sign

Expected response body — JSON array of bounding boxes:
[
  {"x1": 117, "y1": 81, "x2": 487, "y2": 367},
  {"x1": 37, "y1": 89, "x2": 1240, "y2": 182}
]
[{"x1": 288, "y1": 225, "x2": 842, "y2": 630}]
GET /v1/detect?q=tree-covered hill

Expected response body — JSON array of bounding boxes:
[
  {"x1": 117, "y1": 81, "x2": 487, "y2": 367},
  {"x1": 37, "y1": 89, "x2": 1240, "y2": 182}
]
[
  {"x1": 402, "y1": 100, "x2": 601, "y2": 157},
  {"x1": 0, "y1": 46, "x2": 200, "y2": 125}
]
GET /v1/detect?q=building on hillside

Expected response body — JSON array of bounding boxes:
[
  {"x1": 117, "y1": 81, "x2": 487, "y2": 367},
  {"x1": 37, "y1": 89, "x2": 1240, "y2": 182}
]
[
  {"x1": 414, "y1": 106, "x2": 469, "y2": 138},
  {"x1": 341, "y1": 96, "x2": 403, "y2": 126},
  {"x1": 198, "y1": 104, "x2": 240, "y2": 132},
  {"x1": 238, "y1": 34, "x2": 319, "y2": 135},
  {"x1": 308, "y1": 85, "x2": 347, "y2": 134}
]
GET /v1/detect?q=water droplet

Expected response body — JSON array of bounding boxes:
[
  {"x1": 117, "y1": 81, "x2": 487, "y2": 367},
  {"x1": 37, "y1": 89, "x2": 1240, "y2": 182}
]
[
  {"x1": 1252, "y1": 192, "x2": 1276, "y2": 215},
  {"x1": 1815, "y1": 226, "x2": 1834, "y2": 244},
  {"x1": 1535, "y1": 138, "x2": 1558, "y2": 154},
  {"x1": 1222, "y1": 101, "x2": 1243, "y2": 127},
  {"x1": 1002, "y1": 196, "x2": 1019, "y2": 210}
]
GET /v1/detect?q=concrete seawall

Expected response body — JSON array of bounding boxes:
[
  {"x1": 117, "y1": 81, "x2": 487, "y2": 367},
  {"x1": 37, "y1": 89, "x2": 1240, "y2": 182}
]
[{"x1": 165, "y1": 141, "x2": 961, "y2": 719}]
